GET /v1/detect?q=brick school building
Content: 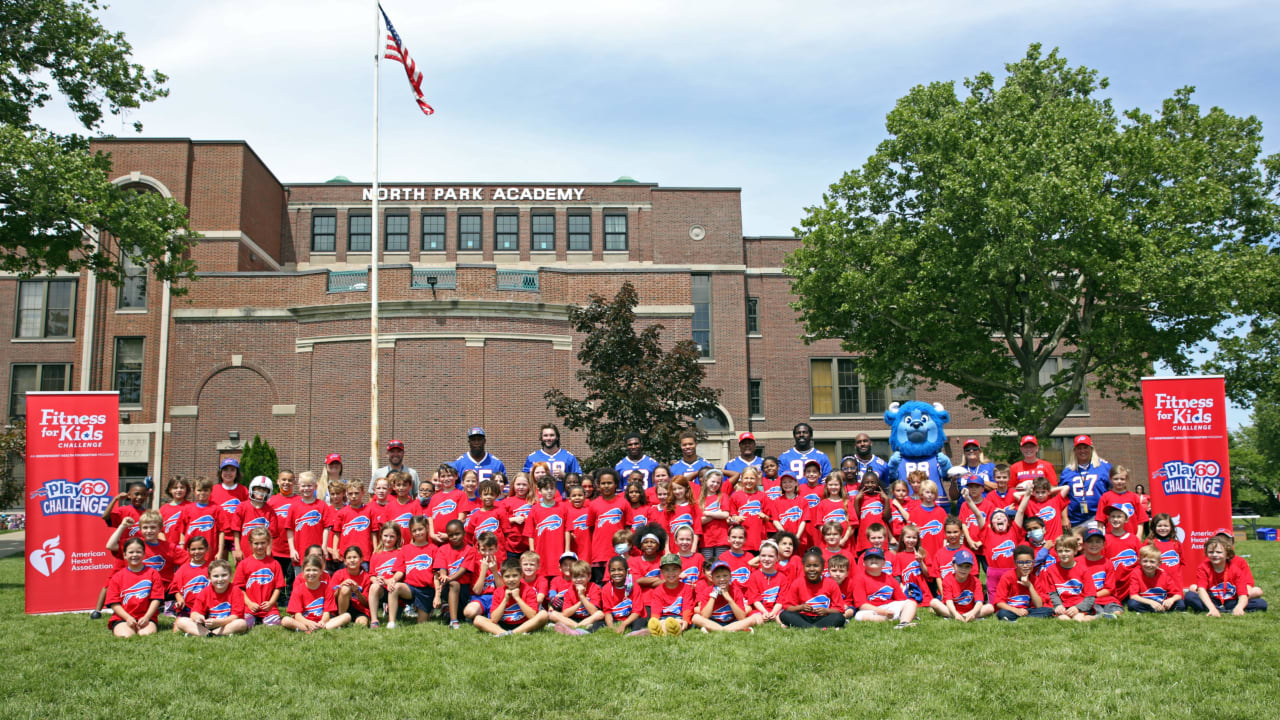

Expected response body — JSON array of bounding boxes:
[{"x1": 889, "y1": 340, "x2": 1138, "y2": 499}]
[{"x1": 2, "y1": 138, "x2": 1148, "y2": 488}]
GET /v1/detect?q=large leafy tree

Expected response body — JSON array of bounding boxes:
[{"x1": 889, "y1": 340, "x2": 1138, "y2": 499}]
[
  {"x1": 1, "y1": 0, "x2": 197, "y2": 286},
  {"x1": 545, "y1": 282, "x2": 722, "y2": 470},
  {"x1": 786, "y1": 44, "x2": 1280, "y2": 439}
]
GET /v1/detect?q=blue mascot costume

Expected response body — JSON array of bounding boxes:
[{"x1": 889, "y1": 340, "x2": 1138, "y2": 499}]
[{"x1": 883, "y1": 401, "x2": 954, "y2": 512}]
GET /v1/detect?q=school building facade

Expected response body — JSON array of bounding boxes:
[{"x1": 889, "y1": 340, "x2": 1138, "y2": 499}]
[{"x1": 2, "y1": 138, "x2": 1149, "y2": 489}]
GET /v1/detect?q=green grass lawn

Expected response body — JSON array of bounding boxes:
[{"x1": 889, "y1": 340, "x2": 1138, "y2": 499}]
[{"x1": 3, "y1": 543, "x2": 1280, "y2": 720}]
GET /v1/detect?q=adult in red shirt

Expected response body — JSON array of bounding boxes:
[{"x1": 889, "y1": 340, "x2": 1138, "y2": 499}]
[{"x1": 1009, "y1": 435, "x2": 1058, "y2": 489}]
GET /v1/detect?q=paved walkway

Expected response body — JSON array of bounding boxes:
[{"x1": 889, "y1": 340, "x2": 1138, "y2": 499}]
[{"x1": 0, "y1": 530, "x2": 24, "y2": 559}]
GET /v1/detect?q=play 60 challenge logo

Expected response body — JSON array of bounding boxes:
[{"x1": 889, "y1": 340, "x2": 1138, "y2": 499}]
[
  {"x1": 29, "y1": 478, "x2": 113, "y2": 517},
  {"x1": 1153, "y1": 459, "x2": 1224, "y2": 498}
]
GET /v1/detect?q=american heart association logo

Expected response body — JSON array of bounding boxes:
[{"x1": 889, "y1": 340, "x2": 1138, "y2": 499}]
[{"x1": 29, "y1": 536, "x2": 66, "y2": 577}]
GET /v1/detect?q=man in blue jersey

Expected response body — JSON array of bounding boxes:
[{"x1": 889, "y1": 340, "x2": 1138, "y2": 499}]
[
  {"x1": 723, "y1": 432, "x2": 762, "y2": 484},
  {"x1": 778, "y1": 423, "x2": 832, "y2": 479},
  {"x1": 614, "y1": 433, "x2": 659, "y2": 488},
  {"x1": 523, "y1": 424, "x2": 582, "y2": 492},
  {"x1": 850, "y1": 433, "x2": 888, "y2": 487},
  {"x1": 670, "y1": 429, "x2": 712, "y2": 484},
  {"x1": 453, "y1": 427, "x2": 507, "y2": 482}
]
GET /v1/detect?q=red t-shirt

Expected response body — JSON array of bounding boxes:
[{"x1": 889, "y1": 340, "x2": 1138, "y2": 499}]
[
  {"x1": 106, "y1": 565, "x2": 165, "y2": 618},
  {"x1": 1094, "y1": 491, "x2": 1150, "y2": 535},
  {"x1": 600, "y1": 579, "x2": 643, "y2": 621},
  {"x1": 696, "y1": 583, "x2": 750, "y2": 623},
  {"x1": 718, "y1": 550, "x2": 754, "y2": 587},
  {"x1": 1151, "y1": 537, "x2": 1186, "y2": 579},
  {"x1": 285, "y1": 498, "x2": 334, "y2": 556},
  {"x1": 266, "y1": 494, "x2": 297, "y2": 557},
  {"x1": 980, "y1": 525, "x2": 1020, "y2": 569},
  {"x1": 329, "y1": 566, "x2": 372, "y2": 614},
  {"x1": 495, "y1": 584, "x2": 541, "y2": 624},
  {"x1": 562, "y1": 582, "x2": 603, "y2": 620},
  {"x1": 645, "y1": 581, "x2": 695, "y2": 622},
  {"x1": 190, "y1": 582, "x2": 245, "y2": 620},
  {"x1": 728, "y1": 490, "x2": 771, "y2": 550},
  {"x1": 1196, "y1": 560, "x2": 1253, "y2": 604},
  {"x1": 234, "y1": 502, "x2": 279, "y2": 557},
  {"x1": 364, "y1": 500, "x2": 396, "y2": 537},
  {"x1": 904, "y1": 500, "x2": 947, "y2": 555},
  {"x1": 1009, "y1": 459, "x2": 1058, "y2": 487},
  {"x1": 665, "y1": 502, "x2": 701, "y2": 542},
  {"x1": 770, "y1": 494, "x2": 809, "y2": 538},
  {"x1": 334, "y1": 504, "x2": 374, "y2": 560},
  {"x1": 1025, "y1": 495, "x2": 1069, "y2": 541},
  {"x1": 210, "y1": 483, "x2": 249, "y2": 530},
  {"x1": 546, "y1": 576, "x2": 573, "y2": 611},
  {"x1": 1080, "y1": 554, "x2": 1119, "y2": 599},
  {"x1": 1104, "y1": 531, "x2": 1142, "y2": 593},
  {"x1": 958, "y1": 496, "x2": 986, "y2": 543},
  {"x1": 746, "y1": 567, "x2": 790, "y2": 609},
  {"x1": 232, "y1": 555, "x2": 285, "y2": 615},
  {"x1": 628, "y1": 555, "x2": 663, "y2": 588},
  {"x1": 628, "y1": 503, "x2": 656, "y2": 532},
  {"x1": 930, "y1": 543, "x2": 966, "y2": 581},
  {"x1": 698, "y1": 493, "x2": 731, "y2": 548},
  {"x1": 1037, "y1": 560, "x2": 1091, "y2": 608},
  {"x1": 465, "y1": 506, "x2": 511, "y2": 554},
  {"x1": 434, "y1": 542, "x2": 478, "y2": 586},
  {"x1": 370, "y1": 549, "x2": 404, "y2": 581},
  {"x1": 677, "y1": 553, "x2": 703, "y2": 586},
  {"x1": 178, "y1": 503, "x2": 223, "y2": 552},
  {"x1": 170, "y1": 561, "x2": 210, "y2": 605},
  {"x1": 139, "y1": 537, "x2": 184, "y2": 588},
  {"x1": 427, "y1": 490, "x2": 469, "y2": 531},
  {"x1": 982, "y1": 489, "x2": 1017, "y2": 517},
  {"x1": 524, "y1": 503, "x2": 569, "y2": 577},
  {"x1": 1129, "y1": 567, "x2": 1183, "y2": 603},
  {"x1": 287, "y1": 575, "x2": 333, "y2": 621},
  {"x1": 501, "y1": 496, "x2": 536, "y2": 550},
  {"x1": 993, "y1": 570, "x2": 1037, "y2": 609},
  {"x1": 785, "y1": 575, "x2": 847, "y2": 615},
  {"x1": 942, "y1": 572, "x2": 984, "y2": 612},
  {"x1": 160, "y1": 501, "x2": 188, "y2": 537},
  {"x1": 399, "y1": 542, "x2": 438, "y2": 586},
  {"x1": 565, "y1": 503, "x2": 596, "y2": 564},
  {"x1": 894, "y1": 549, "x2": 933, "y2": 603},
  {"x1": 589, "y1": 495, "x2": 631, "y2": 562},
  {"x1": 809, "y1": 498, "x2": 853, "y2": 548}
]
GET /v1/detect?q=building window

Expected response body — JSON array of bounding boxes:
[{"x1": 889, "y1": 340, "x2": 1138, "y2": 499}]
[
  {"x1": 459, "y1": 215, "x2": 481, "y2": 251},
  {"x1": 114, "y1": 337, "x2": 144, "y2": 407},
  {"x1": 421, "y1": 213, "x2": 445, "y2": 251},
  {"x1": 495, "y1": 214, "x2": 519, "y2": 251},
  {"x1": 749, "y1": 379, "x2": 763, "y2": 417},
  {"x1": 1040, "y1": 356, "x2": 1089, "y2": 414},
  {"x1": 692, "y1": 274, "x2": 712, "y2": 358},
  {"x1": 385, "y1": 215, "x2": 409, "y2": 252},
  {"x1": 604, "y1": 214, "x2": 628, "y2": 251},
  {"x1": 568, "y1": 214, "x2": 591, "y2": 251},
  {"x1": 311, "y1": 214, "x2": 336, "y2": 252},
  {"x1": 9, "y1": 363, "x2": 71, "y2": 419},
  {"x1": 348, "y1": 214, "x2": 372, "y2": 252},
  {"x1": 15, "y1": 279, "x2": 76, "y2": 339},
  {"x1": 532, "y1": 214, "x2": 555, "y2": 251},
  {"x1": 810, "y1": 358, "x2": 916, "y2": 416},
  {"x1": 746, "y1": 297, "x2": 759, "y2": 334},
  {"x1": 117, "y1": 249, "x2": 147, "y2": 309}
]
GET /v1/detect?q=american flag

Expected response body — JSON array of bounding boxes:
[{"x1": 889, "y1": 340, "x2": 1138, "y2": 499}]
[{"x1": 380, "y1": 5, "x2": 434, "y2": 116}]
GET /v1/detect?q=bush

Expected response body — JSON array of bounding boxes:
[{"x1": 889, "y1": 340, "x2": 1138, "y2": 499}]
[{"x1": 239, "y1": 435, "x2": 279, "y2": 487}]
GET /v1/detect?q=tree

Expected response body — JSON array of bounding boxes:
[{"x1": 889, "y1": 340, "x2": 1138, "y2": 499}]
[
  {"x1": 786, "y1": 44, "x2": 1280, "y2": 439},
  {"x1": 0, "y1": 421, "x2": 25, "y2": 510},
  {"x1": 1228, "y1": 395, "x2": 1280, "y2": 514},
  {"x1": 1, "y1": 0, "x2": 198, "y2": 287},
  {"x1": 239, "y1": 435, "x2": 279, "y2": 488},
  {"x1": 545, "y1": 282, "x2": 722, "y2": 471}
]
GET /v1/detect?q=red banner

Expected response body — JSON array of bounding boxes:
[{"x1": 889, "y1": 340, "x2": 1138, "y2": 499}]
[
  {"x1": 1141, "y1": 376, "x2": 1232, "y2": 586},
  {"x1": 24, "y1": 392, "x2": 120, "y2": 614}
]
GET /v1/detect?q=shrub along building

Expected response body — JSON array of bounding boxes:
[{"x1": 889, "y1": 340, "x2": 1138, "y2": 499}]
[{"x1": 3, "y1": 138, "x2": 1148, "y2": 489}]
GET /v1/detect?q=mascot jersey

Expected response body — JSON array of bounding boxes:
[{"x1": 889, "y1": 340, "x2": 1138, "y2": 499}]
[{"x1": 883, "y1": 401, "x2": 953, "y2": 511}]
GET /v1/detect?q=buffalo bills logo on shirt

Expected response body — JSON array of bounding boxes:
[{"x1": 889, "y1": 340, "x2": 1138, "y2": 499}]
[
  {"x1": 760, "y1": 586, "x2": 781, "y2": 605},
  {"x1": 802, "y1": 492, "x2": 821, "y2": 509},
  {"x1": 739, "y1": 500, "x2": 763, "y2": 516},
  {"x1": 669, "y1": 513, "x2": 694, "y2": 529},
  {"x1": 273, "y1": 502, "x2": 292, "y2": 519},
  {"x1": 644, "y1": 567, "x2": 661, "y2": 578},
  {"x1": 304, "y1": 597, "x2": 325, "y2": 619},
  {"x1": 679, "y1": 566, "x2": 701, "y2": 584},
  {"x1": 1210, "y1": 582, "x2": 1237, "y2": 603},
  {"x1": 219, "y1": 498, "x2": 241, "y2": 515},
  {"x1": 882, "y1": 557, "x2": 894, "y2": 574},
  {"x1": 596, "y1": 508, "x2": 624, "y2": 529},
  {"x1": 164, "y1": 514, "x2": 181, "y2": 534},
  {"x1": 536, "y1": 514, "x2": 564, "y2": 536},
  {"x1": 778, "y1": 506, "x2": 804, "y2": 524},
  {"x1": 611, "y1": 598, "x2": 633, "y2": 619},
  {"x1": 182, "y1": 574, "x2": 209, "y2": 598},
  {"x1": 940, "y1": 560, "x2": 955, "y2": 578},
  {"x1": 868, "y1": 586, "x2": 895, "y2": 603},
  {"x1": 246, "y1": 568, "x2": 276, "y2": 587},
  {"x1": 955, "y1": 590, "x2": 975, "y2": 607},
  {"x1": 404, "y1": 554, "x2": 433, "y2": 573},
  {"x1": 1111, "y1": 549, "x2": 1138, "y2": 569},
  {"x1": 991, "y1": 540, "x2": 1015, "y2": 561},
  {"x1": 571, "y1": 514, "x2": 590, "y2": 532},
  {"x1": 900, "y1": 559, "x2": 922, "y2": 581},
  {"x1": 502, "y1": 604, "x2": 526, "y2": 623},
  {"x1": 473, "y1": 517, "x2": 500, "y2": 535},
  {"x1": 861, "y1": 500, "x2": 884, "y2": 518},
  {"x1": 447, "y1": 557, "x2": 465, "y2": 575},
  {"x1": 730, "y1": 567, "x2": 751, "y2": 585},
  {"x1": 392, "y1": 512, "x2": 413, "y2": 529},
  {"x1": 241, "y1": 517, "x2": 270, "y2": 537},
  {"x1": 822, "y1": 509, "x2": 848, "y2": 525},
  {"x1": 511, "y1": 502, "x2": 532, "y2": 521},
  {"x1": 187, "y1": 514, "x2": 216, "y2": 533},
  {"x1": 374, "y1": 558, "x2": 398, "y2": 577},
  {"x1": 705, "y1": 499, "x2": 720, "y2": 513},
  {"x1": 295, "y1": 509, "x2": 322, "y2": 530},
  {"x1": 121, "y1": 579, "x2": 153, "y2": 603},
  {"x1": 1160, "y1": 549, "x2": 1180, "y2": 568},
  {"x1": 344, "y1": 516, "x2": 371, "y2": 535},
  {"x1": 660, "y1": 597, "x2": 684, "y2": 617},
  {"x1": 765, "y1": 486, "x2": 783, "y2": 500},
  {"x1": 1140, "y1": 587, "x2": 1169, "y2": 602},
  {"x1": 807, "y1": 593, "x2": 833, "y2": 609},
  {"x1": 711, "y1": 601, "x2": 735, "y2": 622},
  {"x1": 208, "y1": 601, "x2": 233, "y2": 619},
  {"x1": 1090, "y1": 571, "x2": 1108, "y2": 591},
  {"x1": 1036, "y1": 506, "x2": 1058, "y2": 522},
  {"x1": 143, "y1": 554, "x2": 165, "y2": 571},
  {"x1": 631, "y1": 513, "x2": 649, "y2": 528},
  {"x1": 431, "y1": 500, "x2": 458, "y2": 518},
  {"x1": 1007, "y1": 593, "x2": 1030, "y2": 609},
  {"x1": 919, "y1": 519, "x2": 943, "y2": 537},
  {"x1": 1055, "y1": 579, "x2": 1084, "y2": 597}
]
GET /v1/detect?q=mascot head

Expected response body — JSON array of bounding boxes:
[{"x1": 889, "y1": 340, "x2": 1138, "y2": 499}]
[{"x1": 884, "y1": 401, "x2": 950, "y2": 457}]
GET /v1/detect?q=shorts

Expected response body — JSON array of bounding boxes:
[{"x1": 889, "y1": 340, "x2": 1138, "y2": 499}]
[
  {"x1": 470, "y1": 593, "x2": 493, "y2": 614},
  {"x1": 245, "y1": 612, "x2": 282, "y2": 627},
  {"x1": 498, "y1": 619, "x2": 527, "y2": 631},
  {"x1": 855, "y1": 600, "x2": 908, "y2": 622},
  {"x1": 344, "y1": 604, "x2": 369, "y2": 621},
  {"x1": 408, "y1": 584, "x2": 436, "y2": 613}
]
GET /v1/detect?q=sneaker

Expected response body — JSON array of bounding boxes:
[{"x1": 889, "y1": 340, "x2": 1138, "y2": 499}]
[
  {"x1": 663, "y1": 618, "x2": 683, "y2": 636},
  {"x1": 573, "y1": 628, "x2": 590, "y2": 635},
  {"x1": 553, "y1": 622, "x2": 578, "y2": 636},
  {"x1": 626, "y1": 628, "x2": 650, "y2": 637},
  {"x1": 647, "y1": 617, "x2": 665, "y2": 636},
  {"x1": 1100, "y1": 610, "x2": 1118, "y2": 620},
  {"x1": 449, "y1": 620, "x2": 461, "y2": 630},
  {"x1": 89, "y1": 610, "x2": 102, "y2": 620},
  {"x1": 496, "y1": 630, "x2": 513, "y2": 637},
  {"x1": 893, "y1": 620, "x2": 917, "y2": 630},
  {"x1": 386, "y1": 621, "x2": 396, "y2": 629},
  {"x1": 404, "y1": 607, "x2": 418, "y2": 619}
]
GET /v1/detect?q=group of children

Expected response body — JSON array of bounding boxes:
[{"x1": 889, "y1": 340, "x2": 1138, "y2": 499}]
[{"x1": 97, "y1": 455, "x2": 1267, "y2": 637}]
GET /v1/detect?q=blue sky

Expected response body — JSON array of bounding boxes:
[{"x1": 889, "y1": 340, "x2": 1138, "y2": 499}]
[{"x1": 38, "y1": 0, "x2": 1280, "y2": 426}]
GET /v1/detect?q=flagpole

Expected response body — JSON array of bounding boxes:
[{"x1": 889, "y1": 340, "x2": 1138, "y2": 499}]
[{"x1": 370, "y1": 0, "x2": 381, "y2": 482}]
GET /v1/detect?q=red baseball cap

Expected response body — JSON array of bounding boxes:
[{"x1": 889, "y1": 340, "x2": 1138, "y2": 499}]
[
  {"x1": 738, "y1": 432, "x2": 755, "y2": 443},
  {"x1": 325, "y1": 453, "x2": 342, "y2": 465},
  {"x1": 1019, "y1": 435, "x2": 1038, "y2": 447},
  {"x1": 962, "y1": 438, "x2": 980, "y2": 449},
  {"x1": 387, "y1": 440, "x2": 405, "y2": 451},
  {"x1": 1073, "y1": 434, "x2": 1093, "y2": 447}
]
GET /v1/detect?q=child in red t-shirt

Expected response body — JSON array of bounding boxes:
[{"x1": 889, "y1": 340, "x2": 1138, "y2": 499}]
[
  {"x1": 474, "y1": 559, "x2": 549, "y2": 635},
  {"x1": 282, "y1": 556, "x2": 334, "y2": 632},
  {"x1": 900, "y1": 478, "x2": 948, "y2": 557},
  {"x1": 159, "y1": 476, "x2": 190, "y2": 538},
  {"x1": 770, "y1": 473, "x2": 809, "y2": 545},
  {"x1": 993, "y1": 545, "x2": 1051, "y2": 621},
  {"x1": 550, "y1": 559, "x2": 605, "y2": 634},
  {"x1": 778, "y1": 548, "x2": 848, "y2": 629},
  {"x1": 434, "y1": 519, "x2": 477, "y2": 629},
  {"x1": 524, "y1": 476, "x2": 570, "y2": 580},
  {"x1": 1148, "y1": 513, "x2": 1185, "y2": 581},
  {"x1": 941, "y1": 549, "x2": 994, "y2": 622},
  {"x1": 896, "y1": 524, "x2": 948, "y2": 617},
  {"x1": 691, "y1": 560, "x2": 760, "y2": 633},
  {"x1": 330, "y1": 546, "x2": 372, "y2": 627},
  {"x1": 728, "y1": 467, "x2": 772, "y2": 552},
  {"x1": 642, "y1": 553, "x2": 696, "y2": 636},
  {"x1": 173, "y1": 559, "x2": 248, "y2": 636},
  {"x1": 463, "y1": 532, "x2": 503, "y2": 624},
  {"x1": 747, "y1": 541, "x2": 789, "y2": 625},
  {"x1": 850, "y1": 547, "x2": 916, "y2": 628},
  {"x1": 368, "y1": 522, "x2": 409, "y2": 628},
  {"x1": 810, "y1": 474, "x2": 853, "y2": 549},
  {"x1": 1126, "y1": 544, "x2": 1186, "y2": 613},
  {"x1": 105, "y1": 536, "x2": 164, "y2": 637},
  {"x1": 170, "y1": 535, "x2": 210, "y2": 617},
  {"x1": 1189, "y1": 536, "x2": 1268, "y2": 615},
  {"x1": 697, "y1": 470, "x2": 732, "y2": 561},
  {"x1": 232, "y1": 527, "x2": 284, "y2": 627},
  {"x1": 599, "y1": 555, "x2": 645, "y2": 634},
  {"x1": 1018, "y1": 477, "x2": 1070, "y2": 544},
  {"x1": 1037, "y1": 535, "x2": 1095, "y2": 622}
]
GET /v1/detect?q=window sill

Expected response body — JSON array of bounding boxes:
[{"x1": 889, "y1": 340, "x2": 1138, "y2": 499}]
[
  {"x1": 384, "y1": 251, "x2": 410, "y2": 256},
  {"x1": 119, "y1": 405, "x2": 143, "y2": 412},
  {"x1": 747, "y1": 333, "x2": 763, "y2": 338},
  {"x1": 697, "y1": 357, "x2": 715, "y2": 364},
  {"x1": 11, "y1": 337, "x2": 75, "y2": 343},
  {"x1": 809, "y1": 414, "x2": 896, "y2": 421},
  {"x1": 310, "y1": 252, "x2": 337, "y2": 258},
  {"x1": 115, "y1": 308, "x2": 148, "y2": 314},
  {"x1": 420, "y1": 251, "x2": 447, "y2": 257},
  {"x1": 750, "y1": 415, "x2": 766, "y2": 421}
]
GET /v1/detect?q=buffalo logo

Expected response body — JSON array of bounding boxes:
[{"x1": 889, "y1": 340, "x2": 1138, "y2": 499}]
[
  {"x1": 536, "y1": 514, "x2": 563, "y2": 536},
  {"x1": 861, "y1": 501, "x2": 884, "y2": 518},
  {"x1": 1111, "y1": 549, "x2": 1138, "y2": 569},
  {"x1": 1159, "y1": 549, "x2": 1180, "y2": 568},
  {"x1": 823, "y1": 509, "x2": 848, "y2": 524},
  {"x1": 572, "y1": 514, "x2": 590, "y2": 532},
  {"x1": 679, "y1": 566, "x2": 701, "y2": 584},
  {"x1": 502, "y1": 605, "x2": 526, "y2": 623},
  {"x1": 955, "y1": 590, "x2": 974, "y2": 607},
  {"x1": 867, "y1": 586, "x2": 894, "y2": 603},
  {"x1": 939, "y1": 560, "x2": 954, "y2": 578},
  {"x1": 669, "y1": 513, "x2": 694, "y2": 530},
  {"x1": 1054, "y1": 579, "x2": 1084, "y2": 596},
  {"x1": 163, "y1": 514, "x2": 182, "y2": 534},
  {"x1": 246, "y1": 568, "x2": 276, "y2": 588},
  {"x1": 220, "y1": 498, "x2": 241, "y2": 515},
  {"x1": 344, "y1": 516, "x2": 371, "y2": 534},
  {"x1": 900, "y1": 559, "x2": 922, "y2": 581},
  {"x1": 143, "y1": 554, "x2": 166, "y2": 572},
  {"x1": 919, "y1": 519, "x2": 943, "y2": 537},
  {"x1": 644, "y1": 567, "x2": 661, "y2": 578},
  {"x1": 208, "y1": 601, "x2": 233, "y2": 619},
  {"x1": 304, "y1": 597, "x2": 325, "y2": 619},
  {"x1": 473, "y1": 517, "x2": 500, "y2": 535},
  {"x1": 882, "y1": 558, "x2": 895, "y2": 574},
  {"x1": 1210, "y1": 582, "x2": 1237, "y2": 604},
  {"x1": 731, "y1": 567, "x2": 751, "y2": 585},
  {"x1": 778, "y1": 506, "x2": 805, "y2": 524},
  {"x1": 766, "y1": 486, "x2": 783, "y2": 500},
  {"x1": 1141, "y1": 588, "x2": 1168, "y2": 602},
  {"x1": 760, "y1": 586, "x2": 781, "y2": 605},
  {"x1": 1036, "y1": 506, "x2": 1058, "y2": 522},
  {"x1": 1007, "y1": 593, "x2": 1030, "y2": 609},
  {"x1": 596, "y1": 508, "x2": 624, "y2": 528},
  {"x1": 1090, "y1": 571, "x2": 1108, "y2": 591},
  {"x1": 295, "y1": 510, "x2": 322, "y2": 530},
  {"x1": 405, "y1": 554, "x2": 433, "y2": 573},
  {"x1": 447, "y1": 558, "x2": 465, "y2": 575},
  {"x1": 241, "y1": 517, "x2": 270, "y2": 537},
  {"x1": 121, "y1": 579, "x2": 153, "y2": 603},
  {"x1": 510, "y1": 502, "x2": 532, "y2": 521},
  {"x1": 374, "y1": 558, "x2": 398, "y2": 577},
  {"x1": 187, "y1": 515, "x2": 216, "y2": 534},
  {"x1": 273, "y1": 502, "x2": 292, "y2": 519},
  {"x1": 704, "y1": 499, "x2": 720, "y2": 513},
  {"x1": 431, "y1": 499, "x2": 458, "y2": 518},
  {"x1": 802, "y1": 492, "x2": 821, "y2": 509},
  {"x1": 393, "y1": 512, "x2": 413, "y2": 529},
  {"x1": 632, "y1": 514, "x2": 649, "y2": 528},
  {"x1": 611, "y1": 598, "x2": 633, "y2": 619},
  {"x1": 739, "y1": 500, "x2": 763, "y2": 516},
  {"x1": 660, "y1": 598, "x2": 684, "y2": 617},
  {"x1": 992, "y1": 540, "x2": 1015, "y2": 560},
  {"x1": 182, "y1": 574, "x2": 210, "y2": 598},
  {"x1": 711, "y1": 602, "x2": 735, "y2": 622}
]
